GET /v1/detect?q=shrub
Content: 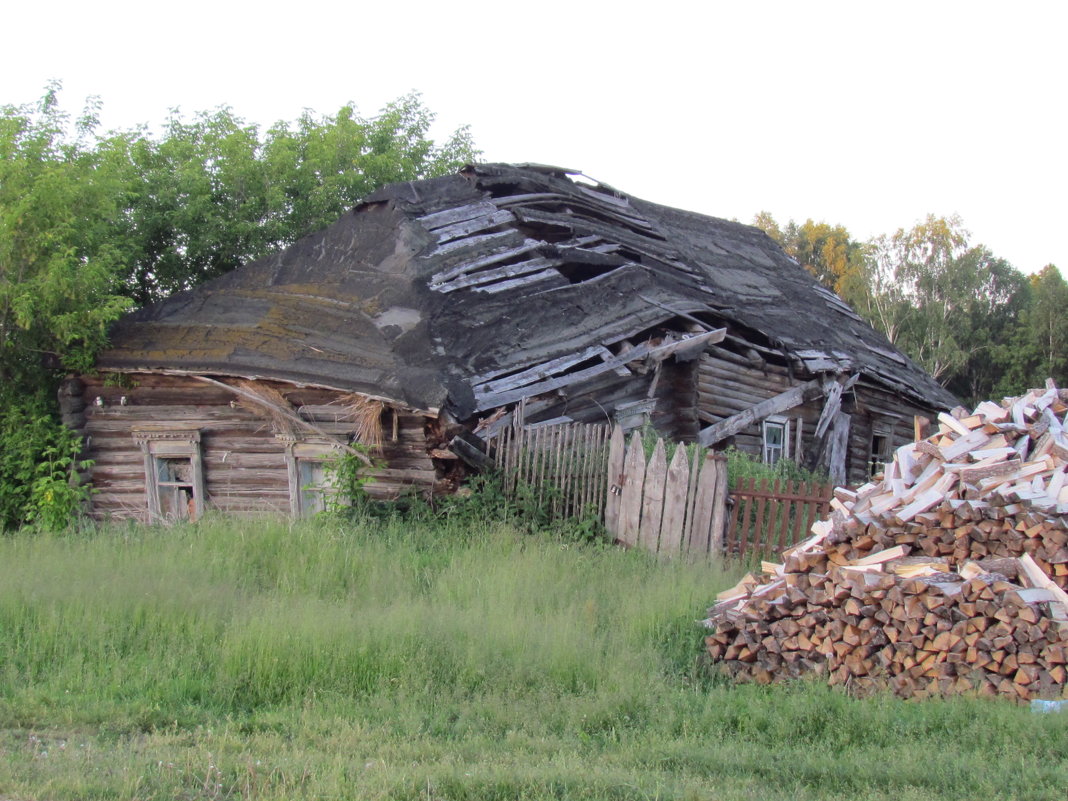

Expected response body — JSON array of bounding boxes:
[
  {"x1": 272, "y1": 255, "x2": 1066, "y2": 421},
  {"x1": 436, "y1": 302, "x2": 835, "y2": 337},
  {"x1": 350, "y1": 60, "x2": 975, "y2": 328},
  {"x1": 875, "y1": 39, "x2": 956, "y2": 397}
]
[{"x1": 0, "y1": 394, "x2": 92, "y2": 531}]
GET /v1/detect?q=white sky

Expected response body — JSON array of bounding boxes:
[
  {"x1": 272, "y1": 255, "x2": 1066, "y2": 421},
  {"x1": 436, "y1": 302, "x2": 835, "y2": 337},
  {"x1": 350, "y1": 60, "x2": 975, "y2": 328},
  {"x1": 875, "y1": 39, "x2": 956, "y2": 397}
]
[{"x1": 4, "y1": 0, "x2": 1065, "y2": 274}]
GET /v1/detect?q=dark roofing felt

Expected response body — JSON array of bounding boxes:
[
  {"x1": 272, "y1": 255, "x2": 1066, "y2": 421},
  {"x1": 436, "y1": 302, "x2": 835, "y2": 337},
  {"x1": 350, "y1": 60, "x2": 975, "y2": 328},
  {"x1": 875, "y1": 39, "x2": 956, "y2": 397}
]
[{"x1": 98, "y1": 163, "x2": 958, "y2": 416}]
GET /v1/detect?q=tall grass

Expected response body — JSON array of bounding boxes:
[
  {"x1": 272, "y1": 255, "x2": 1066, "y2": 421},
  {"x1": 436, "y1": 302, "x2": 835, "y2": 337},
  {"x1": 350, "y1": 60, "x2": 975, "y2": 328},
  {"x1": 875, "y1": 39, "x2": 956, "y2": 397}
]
[
  {"x1": 0, "y1": 514, "x2": 1065, "y2": 800},
  {"x1": 0, "y1": 515, "x2": 716, "y2": 723}
]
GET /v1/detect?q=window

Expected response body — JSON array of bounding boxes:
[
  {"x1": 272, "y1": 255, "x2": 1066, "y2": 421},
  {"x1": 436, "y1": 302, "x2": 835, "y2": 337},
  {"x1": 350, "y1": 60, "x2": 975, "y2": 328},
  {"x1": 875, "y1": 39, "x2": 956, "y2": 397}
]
[
  {"x1": 869, "y1": 432, "x2": 891, "y2": 478},
  {"x1": 762, "y1": 417, "x2": 789, "y2": 465},
  {"x1": 133, "y1": 428, "x2": 205, "y2": 523},
  {"x1": 279, "y1": 436, "x2": 343, "y2": 518},
  {"x1": 297, "y1": 458, "x2": 331, "y2": 516}
]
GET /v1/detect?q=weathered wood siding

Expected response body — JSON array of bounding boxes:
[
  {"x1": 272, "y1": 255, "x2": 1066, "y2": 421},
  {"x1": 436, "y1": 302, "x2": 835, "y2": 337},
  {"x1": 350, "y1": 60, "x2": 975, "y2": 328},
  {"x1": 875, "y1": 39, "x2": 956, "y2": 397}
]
[
  {"x1": 696, "y1": 348, "x2": 941, "y2": 486},
  {"x1": 849, "y1": 381, "x2": 933, "y2": 482},
  {"x1": 696, "y1": 347, "x2": 825, "y2": 461},
  {"x1": 67, "y1": 375, "x2": 440, "y2": 522}
]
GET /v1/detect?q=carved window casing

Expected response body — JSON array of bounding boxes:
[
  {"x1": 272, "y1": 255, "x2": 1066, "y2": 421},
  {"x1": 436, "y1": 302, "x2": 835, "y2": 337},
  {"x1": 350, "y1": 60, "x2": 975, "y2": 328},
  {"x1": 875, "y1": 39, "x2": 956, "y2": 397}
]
[
  {"x1": 133, "y1": 428, "x2": 205, "y2": 523},
  {"x1": 277, "y1": 435, "x2": 345, "y2": 518}
]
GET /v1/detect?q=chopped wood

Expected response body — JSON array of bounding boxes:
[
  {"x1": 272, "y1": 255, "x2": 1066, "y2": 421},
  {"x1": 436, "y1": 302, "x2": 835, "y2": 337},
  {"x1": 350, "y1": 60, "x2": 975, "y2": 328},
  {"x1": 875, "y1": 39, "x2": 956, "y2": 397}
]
[
  {"x1": 853, "y1": 545, "x2": 909, "y2": 566},
  {"x1": 705, "y1": 383, "x2": 1068, "y2": 701}
]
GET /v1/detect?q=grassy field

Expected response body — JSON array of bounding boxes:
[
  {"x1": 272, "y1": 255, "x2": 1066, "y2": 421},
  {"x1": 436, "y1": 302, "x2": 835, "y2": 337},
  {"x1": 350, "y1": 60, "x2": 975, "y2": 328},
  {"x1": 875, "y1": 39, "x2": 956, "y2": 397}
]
[{"x1": 0, "y1": 510, "x2": 1066, "y2": 800}]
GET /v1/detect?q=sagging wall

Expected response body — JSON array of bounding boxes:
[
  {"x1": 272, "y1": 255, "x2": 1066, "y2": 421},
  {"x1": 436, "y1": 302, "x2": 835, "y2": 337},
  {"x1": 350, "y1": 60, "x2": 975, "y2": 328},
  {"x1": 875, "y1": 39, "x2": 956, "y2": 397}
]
[
  {"x1": 697, "y1": 347, "x2": 824, "y2": 461},
  {"x1": 696, "y1": 348, "x2": 939, "y2": 485},
  {"x1": 62, "y1": 374, "x2": 442, "y2": 522}
]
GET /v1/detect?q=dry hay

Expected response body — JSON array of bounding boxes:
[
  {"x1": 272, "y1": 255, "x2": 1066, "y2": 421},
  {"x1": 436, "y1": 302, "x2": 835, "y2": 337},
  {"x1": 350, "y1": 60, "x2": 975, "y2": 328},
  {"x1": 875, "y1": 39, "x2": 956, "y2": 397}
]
[
  {"x1": 338, "y1": 393, "x2": 386, "y2": 453},
  {"x1": 232, "y1": 380, "x2": 296, "y2": 435}
]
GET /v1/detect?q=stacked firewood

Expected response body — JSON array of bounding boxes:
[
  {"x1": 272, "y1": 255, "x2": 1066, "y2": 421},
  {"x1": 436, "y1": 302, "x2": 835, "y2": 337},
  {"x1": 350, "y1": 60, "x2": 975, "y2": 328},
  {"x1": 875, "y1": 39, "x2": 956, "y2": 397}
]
[{"x1": 705, "y1": 384, "x2": 1068, "y2": 700}]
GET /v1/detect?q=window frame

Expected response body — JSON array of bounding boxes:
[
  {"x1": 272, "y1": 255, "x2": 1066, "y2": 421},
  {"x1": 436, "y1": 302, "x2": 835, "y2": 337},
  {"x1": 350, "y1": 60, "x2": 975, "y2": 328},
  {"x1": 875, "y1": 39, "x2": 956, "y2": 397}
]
[
  {"x1": 869, "y1": 425, "x2": 894, "y2": 478},
  {"x1": 278, "y1": 435, "x2": 345, "y2": 518},
  {"x1": 762, "y1": 416, "x2": 790, "y2": 465},
  {"x1": 133, "y1": 428, "x2": 205, "y2": 523}
]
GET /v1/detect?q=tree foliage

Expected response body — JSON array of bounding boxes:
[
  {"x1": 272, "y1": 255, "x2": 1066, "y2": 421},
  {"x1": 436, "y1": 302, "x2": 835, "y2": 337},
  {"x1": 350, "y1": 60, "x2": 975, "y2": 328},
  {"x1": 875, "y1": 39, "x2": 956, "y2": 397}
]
[
  {"x1": 753, "y1": 213, "x2": 867, "y2": 299},
  {"x1": 121, "y1": 95, "x2": 475, "y2": 303},
  {"x1": 0, "y1": 83, "x2": 477, "y2": 529},
  {"x1": 755, "y1": 211, "x2": 1053, "y2": 404}
]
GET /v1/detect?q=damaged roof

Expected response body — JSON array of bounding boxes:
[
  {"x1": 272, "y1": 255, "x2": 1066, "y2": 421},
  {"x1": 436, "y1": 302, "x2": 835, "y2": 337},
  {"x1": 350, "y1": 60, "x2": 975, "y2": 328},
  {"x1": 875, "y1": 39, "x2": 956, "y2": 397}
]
[{"x1": 98, "y1": 163, "x2": 958, "y2": 416}]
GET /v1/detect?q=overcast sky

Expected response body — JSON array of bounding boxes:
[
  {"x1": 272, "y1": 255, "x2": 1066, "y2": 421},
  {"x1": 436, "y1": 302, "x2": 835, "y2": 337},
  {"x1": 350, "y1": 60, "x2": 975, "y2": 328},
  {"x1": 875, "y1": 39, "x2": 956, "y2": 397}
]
[{"x1": 4, "y1": 0, "x2": 1064, "y2": 274}]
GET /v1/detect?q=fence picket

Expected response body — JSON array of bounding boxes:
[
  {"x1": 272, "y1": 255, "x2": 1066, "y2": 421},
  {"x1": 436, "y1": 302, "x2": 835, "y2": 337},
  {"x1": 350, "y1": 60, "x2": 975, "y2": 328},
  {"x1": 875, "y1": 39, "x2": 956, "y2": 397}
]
[
  {"x1": 617, "y1": 432, "x2": 646, "y2": 547},
  {"x1": 658, "y1": 446, "x2": 689, "y2": 557},
  {"x1": 604, "y1": 425, "x2": 625, "y2": 535},
  {"x1": 682, "y1": 446, "x2": 702, "y2": 551},
  {"x1": 751, "y1": 479, "x2": 771, "y2": 554},
  {"x1": 492, "y1": 420, "x2": 830, "y2": 563},
  {"x1": 775, "y1": 479, "x2": 793, "y2": 551},
  {"x1": 638, "y1": 439, "x2": 667, "y2": 552},
  {"x1": 686, "y1": 454, "x2": 720, "y2": 555},
  {"x1": 709, "y1": 456, "x2": 728, "y2": 556}
]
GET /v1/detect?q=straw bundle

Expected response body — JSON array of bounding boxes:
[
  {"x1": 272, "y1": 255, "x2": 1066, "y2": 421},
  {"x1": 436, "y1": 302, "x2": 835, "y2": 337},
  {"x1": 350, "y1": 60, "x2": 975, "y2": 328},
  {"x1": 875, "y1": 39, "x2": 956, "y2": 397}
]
[
  {"x1": 233, "y1": 380, "x2": 296, "y2": 435},
  {"x1": 339, "y1": 393, "x2": 386, "y2": 453}
]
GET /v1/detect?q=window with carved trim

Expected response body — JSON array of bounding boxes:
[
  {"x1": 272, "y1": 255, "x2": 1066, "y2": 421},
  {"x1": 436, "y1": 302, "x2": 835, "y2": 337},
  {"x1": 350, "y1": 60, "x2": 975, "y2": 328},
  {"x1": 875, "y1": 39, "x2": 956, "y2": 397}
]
[
  {"x1": 133, "y1": 428, "x2": 205, "y2": 523},
  {"x1": 278, "y1": 435, "x2": 343, "y2": 518}
]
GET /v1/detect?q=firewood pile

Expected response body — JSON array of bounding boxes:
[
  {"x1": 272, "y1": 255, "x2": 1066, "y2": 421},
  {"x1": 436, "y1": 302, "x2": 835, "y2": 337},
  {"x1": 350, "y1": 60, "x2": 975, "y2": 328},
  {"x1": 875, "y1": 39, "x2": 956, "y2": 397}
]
[{"x1": 704, "y1": 383, "x2": 1068, "y2": 701}]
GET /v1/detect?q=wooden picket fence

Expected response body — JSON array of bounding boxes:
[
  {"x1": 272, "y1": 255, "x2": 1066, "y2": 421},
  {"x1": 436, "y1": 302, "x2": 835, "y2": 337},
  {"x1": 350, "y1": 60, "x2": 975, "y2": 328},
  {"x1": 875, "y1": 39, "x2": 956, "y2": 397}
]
[
  {"x1": 490, "y1": 421, "x2": 613, "y2": 520},
  {"x1": 490, "y1": 421, "x2": 833, "y2": 562},
  {"x1": 725, "y1": 477, "x2": 834, "y2": 559},
  {"x1": 603, "y1": 426, "x2": 730, "y2": 558}
]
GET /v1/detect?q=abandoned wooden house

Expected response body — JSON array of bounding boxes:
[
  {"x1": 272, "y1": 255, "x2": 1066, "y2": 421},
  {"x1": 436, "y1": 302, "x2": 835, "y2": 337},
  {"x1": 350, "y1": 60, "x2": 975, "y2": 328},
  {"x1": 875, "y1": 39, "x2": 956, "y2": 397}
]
[{"x1": 61, "y1": 162, "x2": 957, "y2": 522}]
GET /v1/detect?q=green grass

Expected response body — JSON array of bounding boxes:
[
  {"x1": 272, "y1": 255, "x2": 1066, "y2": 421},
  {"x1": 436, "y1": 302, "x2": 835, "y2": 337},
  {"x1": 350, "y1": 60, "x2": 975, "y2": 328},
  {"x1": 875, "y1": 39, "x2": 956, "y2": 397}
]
[{"x1": 0, "y1": 513, "x2": 1066, "y2": 800}]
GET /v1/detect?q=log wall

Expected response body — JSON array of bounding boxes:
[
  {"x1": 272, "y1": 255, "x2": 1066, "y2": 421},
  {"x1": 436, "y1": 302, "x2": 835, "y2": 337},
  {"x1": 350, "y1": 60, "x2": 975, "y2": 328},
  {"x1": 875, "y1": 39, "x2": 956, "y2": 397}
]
[
  {"x1": 696, "y1": 348, "x2": 825, "y2": 463},
  {"x1": 849, "y1": 381, "x2": 934, "y2": 482},
  {"x1": 696, "y1": 348, "x2": 941, "y2": 486},
  {"x1": 65, "y1": 374, "x2": 441, "y2": 522}
]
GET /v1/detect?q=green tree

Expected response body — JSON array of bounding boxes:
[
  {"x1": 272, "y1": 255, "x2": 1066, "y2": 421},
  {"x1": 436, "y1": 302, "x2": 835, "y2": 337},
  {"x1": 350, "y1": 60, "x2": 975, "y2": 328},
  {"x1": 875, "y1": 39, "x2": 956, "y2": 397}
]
[
  {"x1": 0, "y1": 84, "x2": 135, "y2": 382},
  {"x1": 857, "y1": 215, "x2": 1029, "y2": 401},
  {"x1": 1026, "y1": 264, "x2": 1068, "y2": 384},
  {"x1": 122, "y1": 93, "x2": 476, "y2": 303},
  {"x1": 996, "y1": 264, "x2": 1068, "y2": 395}
]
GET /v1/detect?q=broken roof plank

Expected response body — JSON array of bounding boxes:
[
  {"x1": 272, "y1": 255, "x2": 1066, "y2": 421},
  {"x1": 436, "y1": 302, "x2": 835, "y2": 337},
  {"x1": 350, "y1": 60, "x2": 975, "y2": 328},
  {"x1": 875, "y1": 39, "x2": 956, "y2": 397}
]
[
  {"x1": 475, "y1": 269, "x2": 566, "y2": 294},
  {"x1": 473, "y1": 335, "x2": 712, "y2": 412},
  {"x1": 430, "y1": 240, "x2": 545, "y2": 287},
  {"x1": 435, "y1": 256, "x2": 561, "y2": 294},
  {"x1": 473, "y1": 345, "x2": 613, "y2": 397},
  {"x1": 433, "y1": 210, "x2": 516, "y2": 244},
  {"x1": 417, "y1": 201, "x2": 501, "y2": 231}
]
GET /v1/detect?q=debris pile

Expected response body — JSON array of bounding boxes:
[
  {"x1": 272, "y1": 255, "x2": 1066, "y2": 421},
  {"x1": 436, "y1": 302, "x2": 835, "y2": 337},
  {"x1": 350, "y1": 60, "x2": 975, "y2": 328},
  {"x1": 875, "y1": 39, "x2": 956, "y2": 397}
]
[{"x1": 704, "y1": 384, "x2": 1068, "y2": 700}]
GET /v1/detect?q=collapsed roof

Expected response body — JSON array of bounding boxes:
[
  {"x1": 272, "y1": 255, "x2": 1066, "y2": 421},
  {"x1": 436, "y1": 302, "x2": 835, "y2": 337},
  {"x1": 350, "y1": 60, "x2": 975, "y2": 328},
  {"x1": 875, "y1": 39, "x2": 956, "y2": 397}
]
[{"x1": 98, "y1": 163, "x2": 957, "y2": 417}]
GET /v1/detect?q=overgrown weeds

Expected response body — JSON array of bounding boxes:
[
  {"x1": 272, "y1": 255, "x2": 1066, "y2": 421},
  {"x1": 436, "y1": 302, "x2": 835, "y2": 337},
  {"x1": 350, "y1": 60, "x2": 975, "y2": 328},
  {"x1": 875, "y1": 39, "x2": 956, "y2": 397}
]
[{"x1": 0, "y1": 514, "x2": 1065, "y2": 800}]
